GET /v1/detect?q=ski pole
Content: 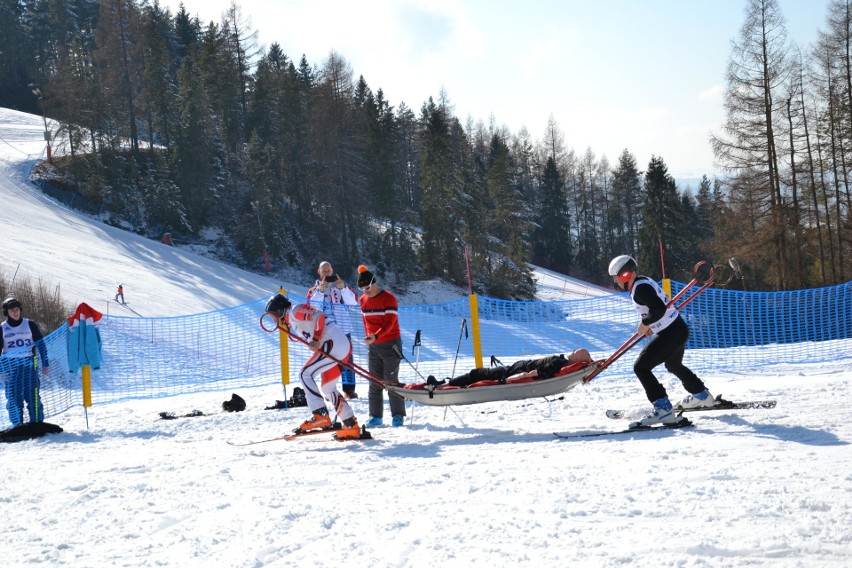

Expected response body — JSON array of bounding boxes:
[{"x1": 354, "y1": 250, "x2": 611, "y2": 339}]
[
  {"x1": 32, "y1": 349, "x2": 42, "y2": 422},
  {"x1": 586, "y1": 263, "x2": 707, "y2": 381},
  {"x1": 412, "y1": 329, "x2": 421, "y2": 370},
  {"x1": 409, "y1": 331, "x2": 422, "y2": 425},
  {"x1": 451, "y1": 318, "x2": 468, "y2": 378},
  {"x1": 393, "y1": 343, "x2": 428, "y2": 382},
  {"x1": 594, "y1": 261, "x2": 732, "y2": 378},
  {"x1": 260, "y1": 313, "x2": 388, "y2": 388},
  {"x1": 584, "y1": 260, "x2": 728, "y2": 382}
]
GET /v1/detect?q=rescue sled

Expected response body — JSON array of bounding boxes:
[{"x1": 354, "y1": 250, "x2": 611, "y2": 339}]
[{"x1": 386, "y1": 361, "x2": 596, "y2": 407}]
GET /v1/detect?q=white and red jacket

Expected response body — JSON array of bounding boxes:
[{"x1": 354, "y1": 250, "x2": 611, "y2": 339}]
[
  {"x1": 286, "y1": 303, "x2": 349, "y2": 348},
  {"x1": 307, "y1": 280, "x2": 358, "y2": 335}
]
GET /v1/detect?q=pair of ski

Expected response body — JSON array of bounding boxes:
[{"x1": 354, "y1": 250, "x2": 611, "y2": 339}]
[
  {"x1": 227, "y1": 424, "x2": 373, "y2": 446},
  {"x1": 554, "y1": 395, "x2": 777, "y2": 439}
]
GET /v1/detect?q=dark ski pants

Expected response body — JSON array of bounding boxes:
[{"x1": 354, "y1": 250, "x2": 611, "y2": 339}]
[
  {"x1": 367, "y1": 338, "x2": 406, "y2": 418},
  {"x1": 634, "y1": 316, "x2": 706, "y2": 404},
  {"x1": 5, "y1": 359, "x2": 44, "y2": 426}
]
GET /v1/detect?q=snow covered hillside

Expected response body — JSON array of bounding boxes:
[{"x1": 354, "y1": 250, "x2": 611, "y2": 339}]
[
  {"x1": 0, "y1": 109, "x2": 289, "y2": 317},
  {"x1": 0, "y1": 107, "x2": 608, "y2": 317},
  {"x1": 1, "y1": 108, "x2": 850, "y2": 568}
]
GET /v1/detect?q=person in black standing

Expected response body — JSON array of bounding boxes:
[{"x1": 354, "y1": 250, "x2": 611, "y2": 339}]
[{"x1": 608, "y1": 255, "x2": 714, "y2": 427}]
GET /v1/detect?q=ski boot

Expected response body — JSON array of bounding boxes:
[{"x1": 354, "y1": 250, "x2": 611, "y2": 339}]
[
  {"x1": 365, "y1": 416, "x2": 383, "y2": 428},
  {"x1": 629, "y1": 397, "x2": 679, "y2": 429},
  {"x1": 676, "y1": 390, "x2": 716, "y2": 410},
  {"x1": 295, "y1": 408, "x2": 332, "y2": 433},
  {"x1": 334, "y1": 417, "x2": 363, "y2": 440}
]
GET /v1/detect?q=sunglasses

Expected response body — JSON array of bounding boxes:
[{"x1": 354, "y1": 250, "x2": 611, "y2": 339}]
[{"x1": 359, "y1": 277, "x2": 375, "y2": 291}]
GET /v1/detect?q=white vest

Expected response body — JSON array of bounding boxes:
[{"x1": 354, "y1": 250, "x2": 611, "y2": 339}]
[
  {"x1": 2, "y1": 319, "x2": 35, "y2": 358},
  {"x1": 630, "y1": 277, "x2": 679, "y2": 334}
]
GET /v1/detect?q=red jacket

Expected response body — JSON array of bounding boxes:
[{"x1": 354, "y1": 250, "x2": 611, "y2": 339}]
[{"x1": 359, "y1": 289, "x2": 400, "y2": 344}]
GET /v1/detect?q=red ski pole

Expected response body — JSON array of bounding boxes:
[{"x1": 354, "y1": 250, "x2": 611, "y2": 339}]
[
  {"x1": 584, "y1": 261, "x2": 720, "y2": 382},
  {"x1": 260, "y1": 312, "x2": 389, "y2": 389}
]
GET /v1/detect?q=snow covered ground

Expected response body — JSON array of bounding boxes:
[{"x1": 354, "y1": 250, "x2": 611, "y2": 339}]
[{"x1": 1, "y1": 108, "x2": 850, "y2": 567}]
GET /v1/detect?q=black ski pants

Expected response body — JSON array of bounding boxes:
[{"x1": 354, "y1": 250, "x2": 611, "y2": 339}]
[{"x1": 634, "y1": 316, "x2": 706, "y2": 404}]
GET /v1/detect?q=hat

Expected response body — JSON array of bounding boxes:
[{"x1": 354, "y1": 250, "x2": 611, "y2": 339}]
[{"x1": 357, "y1": 264, "x2": 375, "y2": 288}]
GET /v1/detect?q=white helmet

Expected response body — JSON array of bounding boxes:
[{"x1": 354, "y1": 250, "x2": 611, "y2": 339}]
[{"x1": 608, "y1": 255, "x2": 637, "y2": 283}]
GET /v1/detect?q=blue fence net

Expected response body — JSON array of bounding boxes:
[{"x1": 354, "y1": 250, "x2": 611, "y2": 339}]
[{"x1": 2, "y1": 280, "x2": 851, "y2": 429}]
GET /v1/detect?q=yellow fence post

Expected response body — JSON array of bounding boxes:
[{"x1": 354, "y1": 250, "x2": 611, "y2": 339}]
[
  {"x1": 662, "y1": 278, "x2": 672, "y2": 301},
  {"x1": 81, "y1": 365, "x2": 92, "y2": 407},
  {"x1": 469, "y1": 293, "x2": 484, "y2": 369}
]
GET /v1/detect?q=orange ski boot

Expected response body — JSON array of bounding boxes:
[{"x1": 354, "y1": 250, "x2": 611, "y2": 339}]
[
  {"x1": 296, "y1": 408, "x2": 332, "y2": 433},
  {"x1": 334, "y1": 417, "x2": 362, "y2": 440}
]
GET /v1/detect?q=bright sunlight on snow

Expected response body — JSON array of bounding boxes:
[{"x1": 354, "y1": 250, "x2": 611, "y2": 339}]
[{"x1": 0, "y1": 108, "x2": 850, "y2": 567}]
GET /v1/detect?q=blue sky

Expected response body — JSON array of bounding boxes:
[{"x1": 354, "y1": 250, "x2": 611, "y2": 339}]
[{"x1": 160, "y1": 0, "x2": 826, "y2": 180}]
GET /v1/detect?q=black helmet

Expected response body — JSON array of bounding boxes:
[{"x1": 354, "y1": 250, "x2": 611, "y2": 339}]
[
  {"x1": 2, "y1": 297, "x2": 22, "y2": 317},
  {"x1": 265, "y1": 293, "x2": 291, "y2": 318}
]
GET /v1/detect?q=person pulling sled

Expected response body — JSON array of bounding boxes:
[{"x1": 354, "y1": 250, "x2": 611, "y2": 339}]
[{"x1": 264, "y1": 293, "x2": 363, "y2": 440}]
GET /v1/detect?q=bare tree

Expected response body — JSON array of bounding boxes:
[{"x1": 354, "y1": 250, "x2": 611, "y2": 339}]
[
  {"x1": 712, "y1": 0, "x2": 792, "y2": 288},
  {"x1": 792, "y1": 49, "x2": 829, "y2": 284},
  {"x1": 541, "y1": 114, "x2": 566, "y2": 165},
  {"x1": 816, "y1": 1, "x2": 852, "y2": 280}
]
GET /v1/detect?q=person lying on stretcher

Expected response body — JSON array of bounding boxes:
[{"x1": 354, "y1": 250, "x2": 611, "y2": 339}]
[{"x1": 425, "y1": 349, "x2": 592, "y2": 388}]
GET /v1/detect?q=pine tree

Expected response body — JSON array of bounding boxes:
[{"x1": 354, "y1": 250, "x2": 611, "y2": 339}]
[
  {"x1": 573, "y1": 148, "x2": 605, "y2": 280},
  {"x1": 0, "y1": 0, "x2": 36, "y2": 110},
  {"x1": 173, "y1": 3, "x2": 201, "y2": 61},
  {"x1": 482, "y1": 134, "x2": 534, "y2": 299},
  {"x1": 512, "y1": 126, "x2": 538, "y2": 208},
  {"x1": 93, "y1": 0, "x2": 144, "y2": 154},
  {"x1": 139, "y1": 1, "x2": 178, "y2": 155},
  {"x1": 532, "y1": 156, "x2": 572, "y2": 273},
  {"x1": 694, "y1": 175, "x2": 716, "y2": 260},
  {"x1": 309, "y1": 50, "x2": 366, "y2": 266},
  {"x1": 815, "y1": 2, "x2": 852, "y2": 282},
  {"x1": 419, "y1": 98, "x2": 466, "y2": 284},
  {"x1": 396, "y1": 101, "x2": 420, "y2": 213},
  {"x1": 637, "y1": 156, "x2": 684, "y2": 279},
  {"x1": 222, "y1": 2, "x2": 259, "y2": 122},
  {"x1": 609, "y1": 149, "x2": 642, "y2": 258},
  {"x1": 679, "y1": 191, "x2": 701, "y2": 274},
  {"x1": 171, "y1": 51, "x2": 214, "y2": 229}
]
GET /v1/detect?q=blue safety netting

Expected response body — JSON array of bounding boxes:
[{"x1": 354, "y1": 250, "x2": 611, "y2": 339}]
[{"x1": 2, "y1": 280, "x2": 850, "y2": 429}]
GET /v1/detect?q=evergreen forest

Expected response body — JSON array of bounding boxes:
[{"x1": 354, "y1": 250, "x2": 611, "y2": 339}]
[{"x1": 1, "y1": 0, "x2": 851, "y2": 294}]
